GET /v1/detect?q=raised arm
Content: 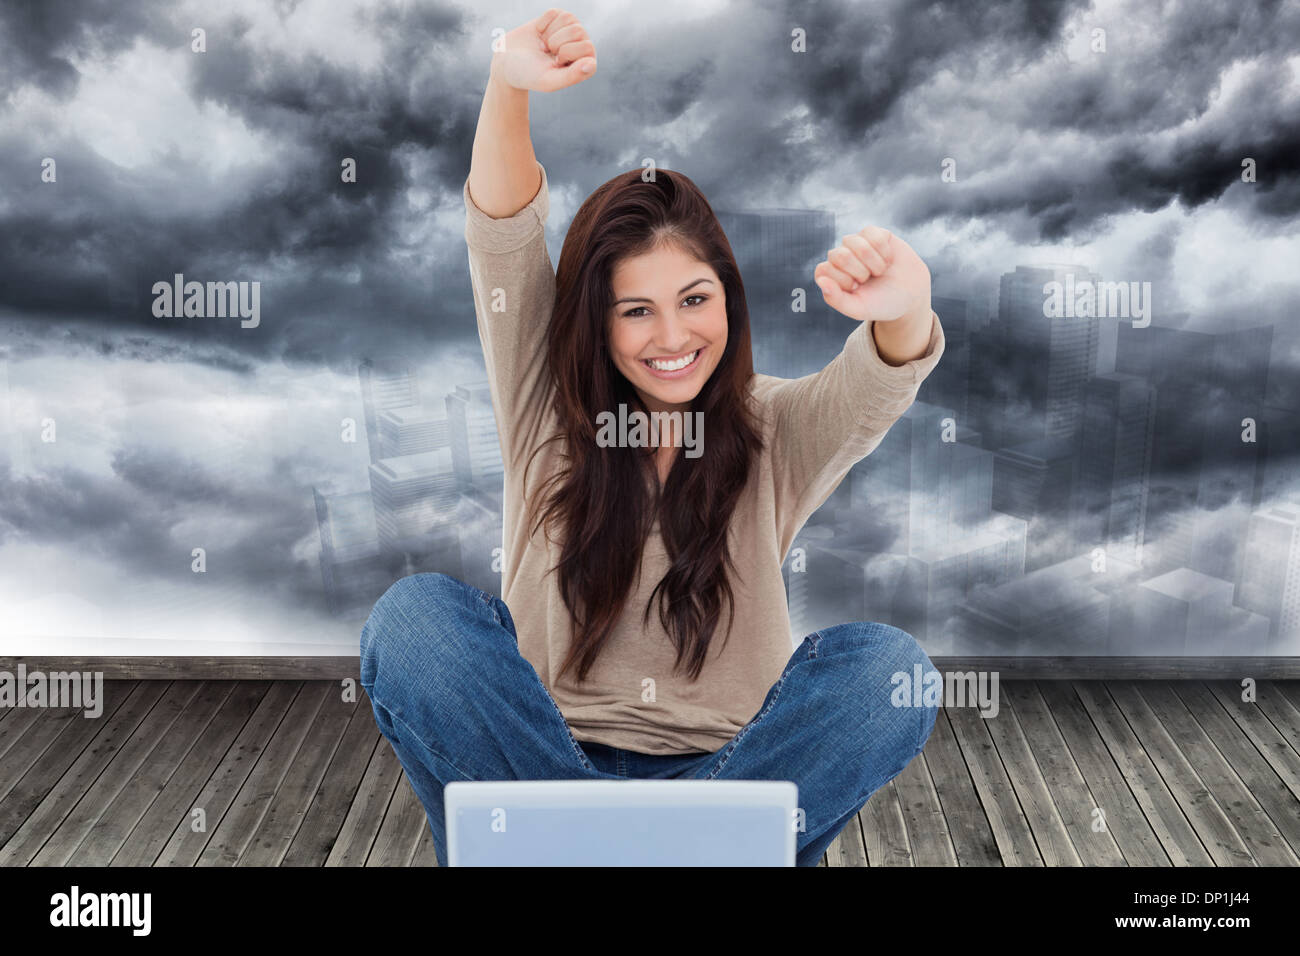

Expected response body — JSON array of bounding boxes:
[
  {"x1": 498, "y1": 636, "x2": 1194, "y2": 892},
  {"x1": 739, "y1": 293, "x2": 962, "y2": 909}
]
[
  {"x1": 463, "y1": 9, "x2": 597, "y2": 473},
  {"x1": 468, "y1": 8, "x2": 596, "y2": 217},
  {"x1": 764, "y1": 226, "x2": 946, "y2": 547},
  {"x1": 467, "y1": 70, "x2": 538, "y2": 219}
]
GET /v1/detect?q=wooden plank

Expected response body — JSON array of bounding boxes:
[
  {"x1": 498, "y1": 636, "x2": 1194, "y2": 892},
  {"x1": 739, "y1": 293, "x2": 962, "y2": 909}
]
[
  {"x1": 410, "y1": 825, "x2": 440, "y2": 867},
  {"x1": 1269, "y1": 680, "x2": 1300, "y2": 723},
  {"x1": 404, "y1": 808, "x2": 435, "y2": 868},
  {"x1": 892, "y1": 751, "x2": 959, "y2": 866},
  {"x1": 1071, "y1": 681, "x2": 1213, "y2": 866},
  {"x1": 1000, "y1": 683, "x2": 1126, "y2": 866},
  {"x1": 1100, "y1": 682, "x2": 1252, "y2": 865},
  {"x1": 1167, "y1": 682, "x2": 1300, "y2": 861},
  {"x1": 1251, "y1": 681, "x2": 1300, "y2": 761},
  {"x1": 282, "y1": 689, "x2": 383, "y2": 867},
  {"x1": 1199, "y1": 683, "x2": 1300, "y2": 798},
  {"x1": 324, "y1": 735, "x2": 400, "y2": 866},
  {"x1": 237, "y1": 686, "x2": 358, "y2": 866},
  {"x1": 1029, "y1": 682, "x2": 1169, "y2": 866},
  {"x1": 1135, "y1": 682, "x2": 1296, "y2": 865},
  {"x1": 68, "y1": 681, "x2": 237, "y2": 865},
  {"x1": 919, "y1": 702, "x2": 1001, "y2": 865},
  {"x1": 977, "y1": 683, "x2": 1081, "y2": 865},
  {"x1": 945, "y1": 705, "x2": 1043, "y2": 865},
  {"x1": 366, "y1": 772, "x2": 430, "y2": 866},
  {"x1": 197, "y1": 682, "x2": 332, "y2": 865},
  {"x1": 859, "y1": 780, "x2": 912, "y2": 866},
  {"x1": 825, "y1": 808, "x2": 869, "y2": 867},
  {"x1": 0, "y1": 681, "x2": 163, "y2": 863},
  {"x1": 0, "y1": 682, "x2": 135, "y2": 812},
  {"x1": 152, "y1": 681, "x2": 303, "y2": 866},
  {"x1": 0, "y1": 711, "x2": 82, "y2": 807},
  {"x1": 31, "y1": 681, "x2": 206, "y2": 865},
  {"x1": 0, "y1": 703, "x2": 50, "y2": 764},
  {"x1": 109, "y1": 682, "x2": 269, "y2": 866},
  {"x1": 9, "y1": 676, "x2": 1291, "y2": 869}
]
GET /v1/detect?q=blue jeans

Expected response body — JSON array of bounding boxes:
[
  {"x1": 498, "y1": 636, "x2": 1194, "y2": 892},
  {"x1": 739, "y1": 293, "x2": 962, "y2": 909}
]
[{"x1": 359, "y1": 572, "x2": 939, "y2": 867}]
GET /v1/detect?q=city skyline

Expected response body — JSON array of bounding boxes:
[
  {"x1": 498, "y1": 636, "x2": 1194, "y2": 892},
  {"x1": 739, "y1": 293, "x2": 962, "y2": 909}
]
[{"x1": 1, "y1": 0, "x2": 1296, "y2": 655}]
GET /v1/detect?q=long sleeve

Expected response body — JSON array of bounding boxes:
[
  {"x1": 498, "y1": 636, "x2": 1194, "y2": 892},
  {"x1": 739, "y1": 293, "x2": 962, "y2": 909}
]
[
  {"x1": 462, "y1": 159, "x2": 557, "y2": 472},
  {"x1": 760, "y1": 309, "x2": 946, "y2": 547}
]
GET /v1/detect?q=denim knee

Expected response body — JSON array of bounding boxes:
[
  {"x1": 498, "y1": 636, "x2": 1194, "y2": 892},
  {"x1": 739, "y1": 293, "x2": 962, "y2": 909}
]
[
  {"x1": 813, "y1": 621, "x2": 930, "y2": 670},
  {"x1": 360, "y1": 572, "x2": 466, "y2": 686},
  {"x1": 814, "y1": 621, "x2": 938, "y2": 754}
]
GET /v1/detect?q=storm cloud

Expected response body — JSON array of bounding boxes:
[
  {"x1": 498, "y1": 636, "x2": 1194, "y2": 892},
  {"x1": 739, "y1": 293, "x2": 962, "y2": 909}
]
[{"x1": 1, "y1": 0, "x2": 1297, "y2": 653}]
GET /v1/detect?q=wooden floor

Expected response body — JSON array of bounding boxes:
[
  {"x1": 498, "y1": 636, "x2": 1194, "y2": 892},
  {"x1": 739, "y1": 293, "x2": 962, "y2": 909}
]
[{"x1": 2, "y1": 680, "x2": 1298, "y2": 867}]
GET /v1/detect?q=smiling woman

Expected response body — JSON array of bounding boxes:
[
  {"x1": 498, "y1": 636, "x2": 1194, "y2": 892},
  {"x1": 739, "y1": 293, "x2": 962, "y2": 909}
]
[
  {"x1": 359, "y1": 5, "x2": 948, "y2": 869},
  {"x1": 538, "y1": 162, "x2": 763, "y2": 678},
  {"x1": 608, "y1": 254, "x2": 728, "y2": 407}
]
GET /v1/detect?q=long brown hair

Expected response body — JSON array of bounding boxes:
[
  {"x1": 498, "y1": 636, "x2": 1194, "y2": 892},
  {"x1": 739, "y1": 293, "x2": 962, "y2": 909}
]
[{"x1": 529, "y1": 167, "x2": 764, "y2": 682}]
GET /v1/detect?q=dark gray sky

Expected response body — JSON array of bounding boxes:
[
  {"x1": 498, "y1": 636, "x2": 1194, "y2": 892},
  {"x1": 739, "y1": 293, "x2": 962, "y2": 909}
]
[{"x1": 1, "y1": 0, "x2": 1297, "y2": 651}]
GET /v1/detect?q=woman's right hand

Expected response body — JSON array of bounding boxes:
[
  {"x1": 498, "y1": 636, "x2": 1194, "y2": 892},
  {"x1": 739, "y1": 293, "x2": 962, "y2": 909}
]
[{"x1": 492, "y1": 8, "x2": 597, "y2": 93}]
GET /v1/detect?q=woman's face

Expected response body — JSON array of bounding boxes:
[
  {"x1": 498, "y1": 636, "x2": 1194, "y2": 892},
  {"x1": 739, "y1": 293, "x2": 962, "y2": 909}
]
[{"x1": 607, "y1": 242, "x2": 728, "y2": 414}]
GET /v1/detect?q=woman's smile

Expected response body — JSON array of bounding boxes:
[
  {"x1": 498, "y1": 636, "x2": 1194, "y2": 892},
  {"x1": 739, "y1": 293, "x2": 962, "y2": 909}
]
[
  {"x1": 607, "y1": 243, "x2": 729, "y2": 408},
  {"x1": 641, "y1": 347, "x2": 703, "y2": 378}
]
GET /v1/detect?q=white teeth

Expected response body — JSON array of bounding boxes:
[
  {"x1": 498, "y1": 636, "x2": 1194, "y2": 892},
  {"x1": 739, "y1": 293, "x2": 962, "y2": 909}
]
[{"x1": 646, "y1": 350, "x2": 698, "y2": 372}]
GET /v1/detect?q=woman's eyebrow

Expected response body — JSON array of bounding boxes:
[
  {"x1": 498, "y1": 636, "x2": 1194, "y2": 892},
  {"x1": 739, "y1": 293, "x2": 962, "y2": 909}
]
[{"x1": 613, "y1": 277, "x2": 714, "y2": 306}]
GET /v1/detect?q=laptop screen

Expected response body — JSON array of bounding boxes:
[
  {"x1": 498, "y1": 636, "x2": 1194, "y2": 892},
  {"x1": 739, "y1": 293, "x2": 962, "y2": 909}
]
[{"x1": 446, "y1": 780, "x2": 798, "y2": 866}]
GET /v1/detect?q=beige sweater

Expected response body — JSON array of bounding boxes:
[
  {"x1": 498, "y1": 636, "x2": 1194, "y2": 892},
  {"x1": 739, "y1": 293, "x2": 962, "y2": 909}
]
[{"x1": 463, "y1": 161, "x2": 946, "y2": 755}]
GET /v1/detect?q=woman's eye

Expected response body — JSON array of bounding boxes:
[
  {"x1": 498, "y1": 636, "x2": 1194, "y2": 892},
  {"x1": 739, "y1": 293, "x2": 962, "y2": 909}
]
[{"x1": 621, "y1": 295, "x2": 706, "y2": 318}]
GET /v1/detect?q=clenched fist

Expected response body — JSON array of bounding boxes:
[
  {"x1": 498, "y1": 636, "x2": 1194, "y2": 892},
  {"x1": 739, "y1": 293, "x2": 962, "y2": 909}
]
[
  {"x1": 813, "y1": 226, "x2": 931, "y2": 325},
  {"x1": 492, "y1": 8, "x2": 598, "y2": 93}
]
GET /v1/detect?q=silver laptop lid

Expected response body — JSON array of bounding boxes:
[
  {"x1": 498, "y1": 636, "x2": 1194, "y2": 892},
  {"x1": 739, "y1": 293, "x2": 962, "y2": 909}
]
[{"x1": 445, "y1": 779, "x2": 798, "y2": 866}]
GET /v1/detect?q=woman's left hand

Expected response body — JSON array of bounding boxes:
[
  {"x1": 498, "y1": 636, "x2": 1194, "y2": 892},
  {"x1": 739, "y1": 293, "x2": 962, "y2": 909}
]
[{"x1": 813, "y1": 226, "x2": 931, "y2": 324}]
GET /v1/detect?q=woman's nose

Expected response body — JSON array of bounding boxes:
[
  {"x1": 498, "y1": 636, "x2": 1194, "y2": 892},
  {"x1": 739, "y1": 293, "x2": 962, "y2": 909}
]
[{"x1": 654, "y1": 311, "x2": 692, "y2": 353}]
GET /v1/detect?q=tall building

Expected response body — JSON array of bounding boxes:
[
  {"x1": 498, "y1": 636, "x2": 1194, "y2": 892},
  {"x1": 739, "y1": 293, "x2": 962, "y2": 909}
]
[
  {"x1": 359, "y1": 358, "x2": 420, "y2": 465},
  {"x1": 1113, "y1": 319, "x2": 1271, "y2": 580},
  {"x1": 1256, "y1": 405, "x2": 1300, "y2": 506},
  {"x1": 844, "y1": 400, "x2": 1027, "y2": 644},
  {"x1": 991, "y1": 435, "x2": 1077, "y2": 572},
  {"x1": 447, "y1": 381, "x2": 504, "y2": 490},
  {"x1": 929, "y1": 295, "x2": 971, "y2": 424},
  {"x1": 379, "y1": 401, "x2": 449, "y2": 458},
  {"x1": 714, "y1": 206, "x2": 842, "y2": 380},
  {"x1": 457, "y1": 485, "x2": 506, "y2": 598},
  {"x1": 990, "y1": 264, "x2": 1103, "y2": 443},
  {"x1": 1237, "y1": 502, "x2": 1300, "y2": 651},
  {"x1": 318, "y1": 367, "x2": 488, "y2": 619},
  {"x1": 954, "y1": 554, "x2": 1113, "y2": 656},
  {"x1": 852, "y1": 401, "x2": 996, "y2": 555},
  {"x1": 899, "y1": 512, "x2": 1028, "y2": 647},
  {"x1": 368, "y1": 448, "x2": 462, "y2": 577},
  {"x1": 1119, "y1": 567, "x2": 1269, "y2": 655},
  {"x1": 312, "y1": 486, "x2": 390, "y2": 616},
  {"x1": 1072, "y1": 373, "x2": 1157, "y2": 569}
]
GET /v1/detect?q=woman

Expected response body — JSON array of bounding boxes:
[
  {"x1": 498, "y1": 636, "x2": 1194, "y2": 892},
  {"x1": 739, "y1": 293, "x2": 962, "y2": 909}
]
[{"x1": 361, "y1": 7, "x2": 947, "y2": 867}]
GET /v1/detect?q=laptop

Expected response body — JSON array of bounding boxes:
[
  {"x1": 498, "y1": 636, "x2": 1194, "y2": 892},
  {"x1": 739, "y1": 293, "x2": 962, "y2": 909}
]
[{"x1": 444, "y1": 779, "x2": 798, "y2": 866}]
